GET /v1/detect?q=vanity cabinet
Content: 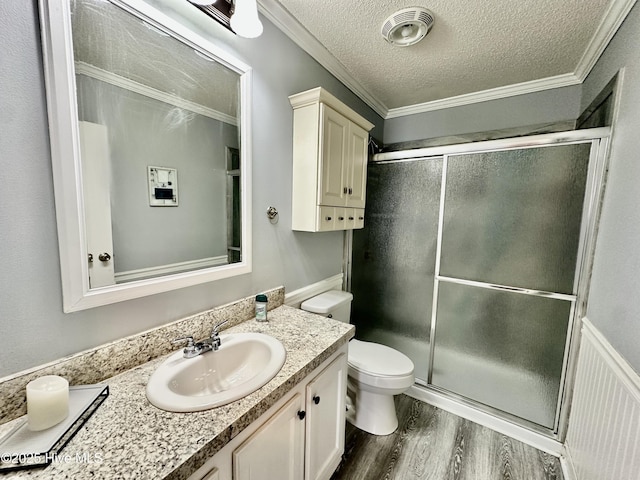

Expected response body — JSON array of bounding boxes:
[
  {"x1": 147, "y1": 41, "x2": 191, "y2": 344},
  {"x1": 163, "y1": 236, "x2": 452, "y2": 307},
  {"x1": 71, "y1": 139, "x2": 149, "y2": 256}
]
[
  {"x1": 290, "y1": 87, "x2": 374, "y2": 232},
  {"x1": 233, "y1": 394, "x2": 305, "y2": 479},
  {"x1": 189, "y1": 346, "x2": 348, "y2": 480},
  {"x1": 303, "y1": 352, "x2": 348, "y2": 480}
]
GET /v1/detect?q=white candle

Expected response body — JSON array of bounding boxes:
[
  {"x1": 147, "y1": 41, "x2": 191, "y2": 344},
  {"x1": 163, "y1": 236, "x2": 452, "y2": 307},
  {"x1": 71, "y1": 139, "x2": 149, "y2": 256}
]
[{"x1": 26, "y1": 375, "x2": 69, "y2": 431}]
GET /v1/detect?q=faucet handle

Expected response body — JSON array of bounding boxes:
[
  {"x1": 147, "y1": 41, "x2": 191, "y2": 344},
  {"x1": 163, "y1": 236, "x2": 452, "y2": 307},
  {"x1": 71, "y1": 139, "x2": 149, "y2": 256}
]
[
  {"x1": 172, "y1": 335, "x2": 195, "y2": 346},
  {"x1": 172, "y1": 336, "x2": 198, "y2": 356},
  {"x1": 212, "y1": 319, "x2": 229, "y2": 335}
]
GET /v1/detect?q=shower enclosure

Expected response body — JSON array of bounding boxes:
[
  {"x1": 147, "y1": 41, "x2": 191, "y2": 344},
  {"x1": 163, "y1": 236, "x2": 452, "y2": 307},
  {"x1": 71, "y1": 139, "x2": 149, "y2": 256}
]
[{"x1": 350, "y1": 129, "x2": 609, "y2": 437}]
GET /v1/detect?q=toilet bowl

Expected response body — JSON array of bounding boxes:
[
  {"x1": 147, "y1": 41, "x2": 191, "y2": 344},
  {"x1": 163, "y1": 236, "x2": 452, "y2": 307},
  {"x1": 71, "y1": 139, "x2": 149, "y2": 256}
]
[{"x1": 300, "y1": 290, "x2": 415, "y2": 435}]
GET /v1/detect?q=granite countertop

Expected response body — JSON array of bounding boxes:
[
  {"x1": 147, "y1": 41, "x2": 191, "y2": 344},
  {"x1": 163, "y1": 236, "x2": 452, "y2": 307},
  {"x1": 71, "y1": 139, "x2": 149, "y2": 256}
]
[{"x1": 0, "y1": 305, "x2": 354, "y2": 479}]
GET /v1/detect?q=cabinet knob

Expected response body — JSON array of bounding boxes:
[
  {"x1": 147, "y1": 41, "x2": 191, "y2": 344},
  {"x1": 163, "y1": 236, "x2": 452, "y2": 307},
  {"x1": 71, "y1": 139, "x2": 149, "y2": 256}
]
[
  {"x1": 348, "y1": 187, "x2": 353, "y2": 195},
  {"x1": 313, "y1": 395, "x2": 320, "y2": 405},
  {"x1": 297, "y1": 410, "x2": 306, "y2": 420},
  {"x1": 338, "y1": 216, "x2": 345, "y2": 221},
  {"x1": 348, "y1": 216, "x2": 354, "y2": 221},
  {"x1": 325, "y1": 216, "x2": 332, "y2": 221},
  {"x1": 343, "y1": 187, "x2": 348, "y2": 194},
  {"x1": 98, "y1": 252, "x2": 111, "y2": 262},
  {"x1": 358, "y1": 216, "x2": 364, "y2": 220}
]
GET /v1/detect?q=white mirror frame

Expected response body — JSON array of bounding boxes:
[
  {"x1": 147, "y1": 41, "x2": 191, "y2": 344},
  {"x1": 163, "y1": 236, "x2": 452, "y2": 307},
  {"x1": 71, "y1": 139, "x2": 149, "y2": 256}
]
[{"x1": 39, "y1": 0, "x2": 252, "y2": 312}]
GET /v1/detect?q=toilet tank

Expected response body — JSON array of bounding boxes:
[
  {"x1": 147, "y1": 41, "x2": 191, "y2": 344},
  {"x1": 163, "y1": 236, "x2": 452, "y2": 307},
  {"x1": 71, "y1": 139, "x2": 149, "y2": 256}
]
[{"x1": 300, "y1": 290, "x2": 353, "y2": 323}]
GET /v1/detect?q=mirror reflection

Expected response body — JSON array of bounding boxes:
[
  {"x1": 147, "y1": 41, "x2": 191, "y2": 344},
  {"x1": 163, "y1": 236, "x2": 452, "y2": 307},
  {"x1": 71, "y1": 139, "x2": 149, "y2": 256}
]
[{"x1": 71, "y1": 0, "x2": 242, "y2": 287}]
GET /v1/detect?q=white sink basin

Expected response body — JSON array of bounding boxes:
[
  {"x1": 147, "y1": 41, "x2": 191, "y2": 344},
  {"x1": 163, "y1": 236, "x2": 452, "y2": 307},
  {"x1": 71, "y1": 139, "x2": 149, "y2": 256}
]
[{"x1": 146, "y1": 332, "x2": 286, "y2": 412}]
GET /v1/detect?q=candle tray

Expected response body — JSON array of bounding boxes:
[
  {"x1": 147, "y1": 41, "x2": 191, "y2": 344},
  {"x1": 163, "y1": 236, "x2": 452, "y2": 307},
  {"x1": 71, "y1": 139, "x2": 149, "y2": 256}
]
[{"x1": 0, "y1": 384, "x2": 109, "y2": 472}]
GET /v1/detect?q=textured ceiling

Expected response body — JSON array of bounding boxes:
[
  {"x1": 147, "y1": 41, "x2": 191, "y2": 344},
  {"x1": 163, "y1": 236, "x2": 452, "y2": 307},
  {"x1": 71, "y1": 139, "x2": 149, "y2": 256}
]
[{"x1": 274, "y1": 0, "x2": 614, "y2": 111}]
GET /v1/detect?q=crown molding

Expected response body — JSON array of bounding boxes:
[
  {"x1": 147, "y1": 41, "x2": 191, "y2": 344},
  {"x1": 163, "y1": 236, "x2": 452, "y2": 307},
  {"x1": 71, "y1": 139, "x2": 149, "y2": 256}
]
[
  {"x1": 385, "y1": 73, "x2": 582, "y2": 119},
  {"x1": 75, "y1": 62, "x2": 238, "y2": 125},
  {"x1": 257, "y1": 0, "x2": 389, "y2": 118},
  {"x1": 574, "y1": 0, "x2": 638, "y2": 81},
  {"x1": 259, "y1": 0, "x2": 636, "y2": 120}
]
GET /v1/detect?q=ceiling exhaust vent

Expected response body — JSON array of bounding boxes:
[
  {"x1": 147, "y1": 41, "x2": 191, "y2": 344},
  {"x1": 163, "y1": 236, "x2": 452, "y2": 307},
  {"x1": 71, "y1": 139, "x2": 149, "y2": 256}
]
[{"x1": 381, "y1": 7, "x2": 435, "y2": 47}]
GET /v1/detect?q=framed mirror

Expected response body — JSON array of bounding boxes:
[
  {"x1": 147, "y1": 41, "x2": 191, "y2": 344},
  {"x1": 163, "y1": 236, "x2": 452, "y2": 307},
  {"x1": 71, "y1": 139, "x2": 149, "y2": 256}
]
[{"x1": 39, "y1": 0, "x2": 252, "y2": 312}]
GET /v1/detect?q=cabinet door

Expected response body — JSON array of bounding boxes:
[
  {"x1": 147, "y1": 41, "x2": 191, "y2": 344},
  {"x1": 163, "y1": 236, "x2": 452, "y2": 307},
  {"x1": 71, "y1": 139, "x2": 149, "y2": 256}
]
[
  {"x1": 233, "y1": 394, "x2": 305, "y2": 480},
  {"x1": 345, "y1": 122, "x2": 368, "y2": 208},
  {"x1": 305, "y1": 353, "x2": 347, "y2": 480},
  {"x1": 319, "y1": 105, "x2": 349, "y2": 207}
]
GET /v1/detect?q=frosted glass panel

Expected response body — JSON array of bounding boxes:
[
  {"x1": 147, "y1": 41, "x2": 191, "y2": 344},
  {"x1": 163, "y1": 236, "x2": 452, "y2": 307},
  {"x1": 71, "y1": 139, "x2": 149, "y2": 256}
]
[
  {"x1": 432, "y1": 281, "x2": 571, "y2": 428},
  {"x1": 351, "y1": 159, "x2": 442, "y2": 380},
  {"x1": 440, "y1": 144, "x2": 590, "y2": 294}
]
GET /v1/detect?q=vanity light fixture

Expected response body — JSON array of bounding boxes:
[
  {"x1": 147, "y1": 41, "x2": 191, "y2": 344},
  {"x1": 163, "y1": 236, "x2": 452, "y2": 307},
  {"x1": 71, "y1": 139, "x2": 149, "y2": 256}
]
[
  {"x1": 189, "y1": 0, "x2": 234, "y2": 31},
  {"x1": 230, "y1": 0, "x2": 263, "y2": 38}
]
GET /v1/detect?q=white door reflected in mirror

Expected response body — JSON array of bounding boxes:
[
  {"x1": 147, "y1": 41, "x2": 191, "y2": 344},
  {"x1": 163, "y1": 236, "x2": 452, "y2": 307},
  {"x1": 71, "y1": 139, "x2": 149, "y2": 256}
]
[{"x1": 80, "y1": 122, "x2": 115, "y2": 288}]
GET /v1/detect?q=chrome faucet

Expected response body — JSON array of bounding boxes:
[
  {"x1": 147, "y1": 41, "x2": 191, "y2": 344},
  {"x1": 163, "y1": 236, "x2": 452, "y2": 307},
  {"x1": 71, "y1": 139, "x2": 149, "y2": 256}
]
[
  {"x1": 209, "y1": 319, "x2": 229, "y2": 351},
  {"x1": 172, "y1": 319, "x2": 230, "y2": 358}
]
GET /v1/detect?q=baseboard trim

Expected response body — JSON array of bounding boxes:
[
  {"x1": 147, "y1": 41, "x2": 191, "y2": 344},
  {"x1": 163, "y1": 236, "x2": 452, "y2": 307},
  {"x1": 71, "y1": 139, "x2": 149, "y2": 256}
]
[
  {"x1": 560, "y1": 446, "x2": 578, "y2": 480},
  {"x1": 115, "y1": 255, "x2": 228, "y2": 283},
  {"x1": 284, "y1": 273, "x2": 344, "y2": 308},
  {"x1": 405, "y1": 384, "x2": 564, "y2": 456}
]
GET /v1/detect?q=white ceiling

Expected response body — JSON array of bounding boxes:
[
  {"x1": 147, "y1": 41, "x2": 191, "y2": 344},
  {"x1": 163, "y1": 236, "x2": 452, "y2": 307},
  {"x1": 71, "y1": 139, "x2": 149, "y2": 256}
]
[{"x1": 259, "y1": 0, "x2": 636, "y2": 118}]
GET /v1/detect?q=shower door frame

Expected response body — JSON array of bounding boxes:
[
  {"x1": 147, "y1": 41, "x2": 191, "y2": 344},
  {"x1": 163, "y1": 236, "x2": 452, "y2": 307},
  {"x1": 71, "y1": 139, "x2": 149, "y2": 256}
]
[{"x1": 358, "y1": 127, "x2": 611, "y2": 442}]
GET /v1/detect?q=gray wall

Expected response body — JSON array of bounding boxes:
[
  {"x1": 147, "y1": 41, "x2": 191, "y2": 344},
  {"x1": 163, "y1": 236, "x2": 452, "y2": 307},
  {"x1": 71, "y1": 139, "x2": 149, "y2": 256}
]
[
  {"x1": 0, "y1": 0, "x2": 383, "y2": 378},
  {"x1": 582, "y1": 2, "x2": 640, "y2": 372},
  {"x1": 383, "y1": 85, "x2": 582, "y2": 144}
]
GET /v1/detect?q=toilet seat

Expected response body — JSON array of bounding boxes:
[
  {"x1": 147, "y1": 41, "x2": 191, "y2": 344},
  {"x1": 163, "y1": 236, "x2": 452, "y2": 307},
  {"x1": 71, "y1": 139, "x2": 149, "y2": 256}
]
[
  {"x1": 347, "y1": 339, "x2": 415, "y2": 395},
  {"x1": 348, "y1": 339, "x2": 414, "y2": 378}
]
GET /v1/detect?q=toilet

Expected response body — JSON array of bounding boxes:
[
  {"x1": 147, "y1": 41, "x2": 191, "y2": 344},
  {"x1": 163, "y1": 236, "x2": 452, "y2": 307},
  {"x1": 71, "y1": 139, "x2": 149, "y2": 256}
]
[{"x1": 300, "y1": 290, "x2": 415, "y2": 435}]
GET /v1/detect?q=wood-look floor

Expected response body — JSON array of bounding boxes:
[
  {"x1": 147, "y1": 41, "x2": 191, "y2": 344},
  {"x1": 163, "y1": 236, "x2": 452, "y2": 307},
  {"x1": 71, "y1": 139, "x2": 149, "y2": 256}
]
[{"x1": 331, "y1": 395, "x2": 563, "y2": 480}]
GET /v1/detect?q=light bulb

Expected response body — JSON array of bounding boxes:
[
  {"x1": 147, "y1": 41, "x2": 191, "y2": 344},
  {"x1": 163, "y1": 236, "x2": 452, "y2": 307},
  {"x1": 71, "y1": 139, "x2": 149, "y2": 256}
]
[
  {"x1": 401, "y1": 25, "x2": 414, "y2": 38},
  {"x1": 231, "y1": 0, "x2": 263, "y2": 38}
]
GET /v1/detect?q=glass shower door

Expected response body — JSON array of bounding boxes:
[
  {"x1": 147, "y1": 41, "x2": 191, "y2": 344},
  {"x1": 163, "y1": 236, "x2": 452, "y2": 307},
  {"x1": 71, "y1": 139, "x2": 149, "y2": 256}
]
[
  {"x1": 351, "y1": 158, "x2": 442, "y2": 380},
  {"x1": 431, "y1": 143, "x2": 591, "y2": 429}
]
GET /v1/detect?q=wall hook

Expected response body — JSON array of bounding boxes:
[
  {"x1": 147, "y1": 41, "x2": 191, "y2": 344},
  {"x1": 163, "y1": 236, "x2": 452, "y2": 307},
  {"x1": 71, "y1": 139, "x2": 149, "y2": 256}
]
[{"x1": 266, "y1": 206, "x2": 279, "y2": 223}]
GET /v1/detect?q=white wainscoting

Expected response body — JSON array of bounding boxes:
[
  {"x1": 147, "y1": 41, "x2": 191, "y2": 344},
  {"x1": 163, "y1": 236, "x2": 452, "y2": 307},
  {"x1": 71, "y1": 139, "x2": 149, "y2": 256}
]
[{"x1": 563, "y1": 317, "x2": 640, "y2": 480}]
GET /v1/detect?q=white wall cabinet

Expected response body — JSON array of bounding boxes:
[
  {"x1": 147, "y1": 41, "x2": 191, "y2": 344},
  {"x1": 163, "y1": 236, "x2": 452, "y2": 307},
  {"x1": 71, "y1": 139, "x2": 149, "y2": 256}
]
[
  {"x1": 290, "y1": 87, "x2": 374, "y2": 232},
  {"x1": 189, "y1": 346, "x2": 348, "y2": 480}
]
